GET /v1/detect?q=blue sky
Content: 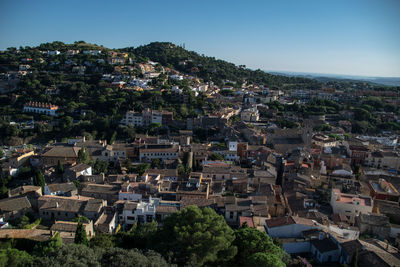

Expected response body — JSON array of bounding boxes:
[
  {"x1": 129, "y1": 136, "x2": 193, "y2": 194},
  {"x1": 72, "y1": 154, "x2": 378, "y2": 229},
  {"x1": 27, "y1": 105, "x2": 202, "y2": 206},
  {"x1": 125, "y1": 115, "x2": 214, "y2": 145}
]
[{"x1": 1, "y1": 0, "x2": 399, "y2": 77}]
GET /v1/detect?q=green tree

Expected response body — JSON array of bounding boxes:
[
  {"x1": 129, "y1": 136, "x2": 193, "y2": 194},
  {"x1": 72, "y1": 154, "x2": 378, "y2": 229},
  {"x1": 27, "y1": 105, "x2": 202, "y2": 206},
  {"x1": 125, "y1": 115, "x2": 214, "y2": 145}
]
[
  {"x1": 151, "y1": 158, "x2": 161, "y2": 169},
  {"x1": 156, "y1": 205, "x2": 237, "y2": 266},
  {"x1": 60, "y1": 116, "x2": 73, "y2": 131},
  {"x1": 72, "y1": 179, "x2": 81, "y2": 190},
  {"x1": 351, "y1": 248, "x2": 358, "y2": 267},
  {"x1": 246, "y1": 252, "x2": 285, "y2": 267},
  {"x1": 209, "y1": 152, "x2": 225, "y2": 161},
  {"x1": 74, "y1": 222, "x2": 88, "y2": 245},
  {"x1": 89, "y1": 233, "x2": 115, "y2": 249},
  {"x1": 100, "y1": 248, "x2": 170, "y2": 267},
  {"x1": 17, "y1": 215, "x2": 30, "y2": 228},
  {"x1": 33, "y1": 170, "x2": 45, "y2": 190},
  {"x1": 92, "y1": 159, "x2": 108, "y2": 174},
  {"x1": 134, "y1": 163, "x2": 150, "y2": 176},
  {"x1": 109, "y1": 131, "x2": 117, "y2": 145},
  {"x1": 33, "y1": 232, "x2": 63, "y2": 256},
  {"x1": 77, "y1": 147, "x2": 90, "y2": 164},
  {"x1": 36, "y1": 244, "x2": 101, "y2": 266},
  {"x1": 56, "y1": 160, "x2": 64, "y2": 174},
  {"x1": 0, "y1": 248, "x2": 34, "y2": 267},
  {"x1": 232, "y1": 226, "x2": 289, "y2": 267}
]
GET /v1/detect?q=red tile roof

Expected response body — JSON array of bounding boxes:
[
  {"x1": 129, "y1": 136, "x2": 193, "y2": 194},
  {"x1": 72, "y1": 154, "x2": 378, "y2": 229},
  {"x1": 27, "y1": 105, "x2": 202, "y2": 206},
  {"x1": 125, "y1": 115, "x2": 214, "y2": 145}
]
[
  {"x1": 265, "y1": 216, "x2": 314, "y2": 228},
  {"x1": 239, "y1": 216, "x2": 255, "y2": 228}
]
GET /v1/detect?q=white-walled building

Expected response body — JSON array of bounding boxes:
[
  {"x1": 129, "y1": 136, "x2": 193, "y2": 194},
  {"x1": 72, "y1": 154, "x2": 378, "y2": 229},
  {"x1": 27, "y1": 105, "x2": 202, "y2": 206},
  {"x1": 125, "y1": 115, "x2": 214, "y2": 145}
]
[
  {"x1": 23, "y1": 102, "x2": 59, "y2": 116},
  {"x1": 121, "y1": 111, "x2": 143, "y2": 127},
  {"x1": 139, "y1": 146, "x2": 179, "y2": 162},
  {"x1": 265, "y1": 216, "x2": 317, "y2": 238},
  {"x1": 330, "y1": 189, "x2": 373, "y2": 221},
  {"x1": 83, "y1": 50, "x2": 102, "y2": 56},
  {"x1": 101, "y1": 144, "x2": 127, "y2": 162},
  {"x1": 228, "y1": 141, "x2": 238, "y2": 152},
  {"x1": 47, "y1": 50, "x2": 60, "y2": 56},
  {"x1": 118, "y1": 183, "x2": 143, "y2": 201},
  {"x1": 120, "y1": 198, "x2": 160, "y2": 226},
  {"x1": 170, "y1": 74, "x2": 184, "y2": 80},
  {"x1": 241, "y1": 108, "x2": 259, "y2": 122},
  {"x1": 312, "y1": 134, "x2": 338, "y2": 147}
]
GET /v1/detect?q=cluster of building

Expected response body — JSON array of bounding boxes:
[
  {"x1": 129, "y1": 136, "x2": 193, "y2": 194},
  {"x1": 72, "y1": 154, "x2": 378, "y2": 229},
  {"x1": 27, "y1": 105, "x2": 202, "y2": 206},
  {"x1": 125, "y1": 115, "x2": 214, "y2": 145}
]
[
  {"x1": 120, "y1": 108, "x2": 173, "y2": 127},
  {"x1": 1, "y1": 45, "x2": 400, "y2": 265},
  {"x1": 0, "y1": 126, "x2": 399, "y2": 265}
]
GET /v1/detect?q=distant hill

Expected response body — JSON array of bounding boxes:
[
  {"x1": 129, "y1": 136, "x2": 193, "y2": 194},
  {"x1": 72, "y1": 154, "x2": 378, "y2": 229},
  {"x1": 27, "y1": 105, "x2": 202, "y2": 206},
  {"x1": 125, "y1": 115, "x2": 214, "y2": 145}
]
[{"x1": 268, "y1": 71, "x2": 400, "y2": 87}]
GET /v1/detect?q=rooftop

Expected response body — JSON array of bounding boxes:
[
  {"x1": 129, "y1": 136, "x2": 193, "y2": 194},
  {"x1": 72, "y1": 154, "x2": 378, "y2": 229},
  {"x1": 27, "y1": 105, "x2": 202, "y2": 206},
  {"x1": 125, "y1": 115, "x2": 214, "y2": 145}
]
[
  {"x1": 265, "y1": 216, "x2": 314, "y2": 228},
  {"x1": 311, "y1": 238, "x2": 339, "y2": 253}
]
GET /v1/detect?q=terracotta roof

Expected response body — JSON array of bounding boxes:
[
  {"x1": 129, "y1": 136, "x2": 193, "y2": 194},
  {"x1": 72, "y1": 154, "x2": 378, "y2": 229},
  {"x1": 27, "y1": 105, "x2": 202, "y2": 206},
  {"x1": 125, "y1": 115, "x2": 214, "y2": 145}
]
[
  {"x1": 9, "y1": 186, "x2": 41, "y2": 197},
  {"x1": 266, "y1": 216, "x2": 314, "y2": 228},
  {"x1": 0, "y1": 229, "x2": 51, "y2": 242},
  {"x1": 0, "y1": 196, "x2": 31, "y2": 212},
  {"x1": 180, "y1": 198, "x2": 215, "y2": 209},
  {"x1": 81, "y1": 184, "x2": 120, "y2": 195},
  {"x1": 50, "y1": 221, "x2": 79, "y2": 233},
  {"x1": 156, "y1": 205, "x2": 178, "y2": 214},
  {"x1": 311, "y1": 238, "x2": 339, "y2": 253},
  {"x1": 47, "y1": 183, "x2": 76, "y2": 193},
  {"x1": 42, "y1": 146, "x2": 80, "y2": 158},
  {"x1": 69, "y1": 163, "x2": 91, "y2": 172},
  {"x1": 239, "y1": 216, "x2": 255, "y2": 228}
]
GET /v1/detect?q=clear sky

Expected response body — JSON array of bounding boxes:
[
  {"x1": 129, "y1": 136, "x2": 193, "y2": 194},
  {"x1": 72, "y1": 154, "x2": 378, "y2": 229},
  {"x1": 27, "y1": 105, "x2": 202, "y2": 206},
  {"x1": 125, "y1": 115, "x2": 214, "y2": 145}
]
[{"x1": 1, "y1": 0, "x2": 399, "y2": 77}]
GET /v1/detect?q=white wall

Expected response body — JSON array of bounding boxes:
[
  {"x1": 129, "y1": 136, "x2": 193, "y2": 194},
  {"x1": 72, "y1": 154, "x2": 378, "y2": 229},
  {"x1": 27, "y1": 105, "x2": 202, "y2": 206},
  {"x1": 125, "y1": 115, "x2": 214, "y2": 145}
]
[
  {"x1": 119, "y1": 192, "x2": 142, "y2": 201},
  {"x1": 266, "y1": 224, "x2": 316, "y2": 238}
]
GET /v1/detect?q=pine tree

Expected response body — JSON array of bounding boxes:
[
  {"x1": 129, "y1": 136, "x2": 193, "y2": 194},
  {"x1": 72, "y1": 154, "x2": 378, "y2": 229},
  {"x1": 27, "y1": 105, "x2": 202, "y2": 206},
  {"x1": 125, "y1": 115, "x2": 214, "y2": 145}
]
[
  {"x1": 34, "y1": 171, "x2": 45, "y2": 190},
  {"x1": 77, "y1": 148, "x2": 90, "y2": 164},
  {"x1": 57, "y1": 160, "x2": 64, "y2": 174},
  {"x1": 74, "y1": 222, "x2": 88, "y2": 245}
]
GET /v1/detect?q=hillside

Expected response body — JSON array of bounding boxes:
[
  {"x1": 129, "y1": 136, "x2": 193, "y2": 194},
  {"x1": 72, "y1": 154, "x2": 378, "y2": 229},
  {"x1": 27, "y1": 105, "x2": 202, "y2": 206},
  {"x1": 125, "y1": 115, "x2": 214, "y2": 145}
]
[{"x1": 123, "y1": 42, "x2": 321, "y2": 89}]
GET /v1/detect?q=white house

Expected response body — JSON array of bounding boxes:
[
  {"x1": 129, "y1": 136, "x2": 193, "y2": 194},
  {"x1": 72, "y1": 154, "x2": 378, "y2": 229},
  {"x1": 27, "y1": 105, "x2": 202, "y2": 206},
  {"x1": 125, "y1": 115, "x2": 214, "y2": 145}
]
[
  {"x1": 101, "y1": 144, "x2": 127, "y2": 162},
  {"x1": 121, "y1": 198, "x2": 160, "y2": 227},
  {"x1": 240, "y1": 108, "x2": 259, "y2": 122},
  {"x1": 47, "y1": 50, "x2": 60, "y2": 56},
  {"x1": 151, "y1": 111, "x2": 163, "y2": 124},
  {"x1": 118, "y1": 183, "x2": 143, "y2": 201},
  {"x1": 170, "y1": 74, "x2": 184, "y2": 80},
  {"x1": 139, "y1": 146, "x2": 179, "y2": 162},
  {"x1": 121, "y1": 110, "x2": 143, "y2": 127},
  {"x1": 228, "y1": 141, "x2": 238, "y2": 152},
  {"x1": 265, "y1": 216, "x2": 317, "y2": 238},
  {"x1": 83, "y1": 50, "x2": 102, "y2": 56},
  {"x1": 330, "y1": 189, "x2": 373, "y2": 222}
]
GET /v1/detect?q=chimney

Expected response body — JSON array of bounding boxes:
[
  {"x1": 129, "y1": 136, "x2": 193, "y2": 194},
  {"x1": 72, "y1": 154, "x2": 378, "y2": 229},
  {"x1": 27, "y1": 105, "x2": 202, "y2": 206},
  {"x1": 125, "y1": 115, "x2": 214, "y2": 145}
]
[
  {"x1": 55, "y1": 202, "x2": 59, "y2": 208},
  {"x1": 77, "y1": 195, "x2": 80, "y2": 200}
]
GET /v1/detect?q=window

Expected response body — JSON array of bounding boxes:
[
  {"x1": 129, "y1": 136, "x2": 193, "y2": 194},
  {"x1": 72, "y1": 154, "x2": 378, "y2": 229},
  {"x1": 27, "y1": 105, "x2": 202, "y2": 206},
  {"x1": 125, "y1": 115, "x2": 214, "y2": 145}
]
[
  {"x1": 229, "y1": 212, "x2": 234, "y2": 219},
  {"x1": 146, "y1": 215, "x2": 153, "y2": 222},
  {"x1": 127, "y1": 216, "x2": 135, "y2": 221}
]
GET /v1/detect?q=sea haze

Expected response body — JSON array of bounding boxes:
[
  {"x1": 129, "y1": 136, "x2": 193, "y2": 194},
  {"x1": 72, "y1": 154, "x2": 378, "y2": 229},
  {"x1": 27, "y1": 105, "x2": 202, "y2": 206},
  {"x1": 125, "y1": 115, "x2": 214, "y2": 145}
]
[{"x1": 267, "y1": 71, "x2": 400, "y2": 87}]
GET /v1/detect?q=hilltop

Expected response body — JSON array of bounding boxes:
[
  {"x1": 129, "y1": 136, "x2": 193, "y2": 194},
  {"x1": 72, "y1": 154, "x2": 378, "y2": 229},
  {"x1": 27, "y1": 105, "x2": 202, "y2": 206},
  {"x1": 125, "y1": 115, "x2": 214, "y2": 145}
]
[{"x1": 124, "y1": 42, "x2": 321, "y2": 89}]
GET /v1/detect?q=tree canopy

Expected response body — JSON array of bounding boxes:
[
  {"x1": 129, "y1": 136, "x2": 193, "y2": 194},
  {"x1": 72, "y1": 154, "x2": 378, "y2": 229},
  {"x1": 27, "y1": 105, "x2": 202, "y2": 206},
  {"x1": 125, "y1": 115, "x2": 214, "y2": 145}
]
[{"x1": 156, "y1": 205, "x2": 237, "y2": 266}]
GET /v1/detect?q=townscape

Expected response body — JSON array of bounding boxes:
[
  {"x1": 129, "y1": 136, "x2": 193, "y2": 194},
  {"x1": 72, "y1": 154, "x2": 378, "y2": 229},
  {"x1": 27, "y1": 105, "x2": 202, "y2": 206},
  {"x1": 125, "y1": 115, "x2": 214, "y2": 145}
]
[{"x1": 0, "y1": 41, "x2": 400, "y2": 266}]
